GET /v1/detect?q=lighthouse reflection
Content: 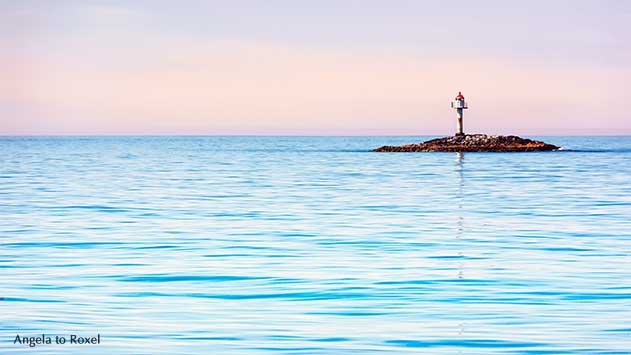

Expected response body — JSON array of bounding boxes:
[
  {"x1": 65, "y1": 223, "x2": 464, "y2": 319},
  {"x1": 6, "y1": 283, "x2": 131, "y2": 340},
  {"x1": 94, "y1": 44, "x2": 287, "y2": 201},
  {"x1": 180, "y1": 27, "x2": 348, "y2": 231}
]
[
  {"x1": 455, "y1": 152, "x2": 464, "y2": 280},
  {"x1": 455, "y1": 152, "x2": 466, "y2": 348}
]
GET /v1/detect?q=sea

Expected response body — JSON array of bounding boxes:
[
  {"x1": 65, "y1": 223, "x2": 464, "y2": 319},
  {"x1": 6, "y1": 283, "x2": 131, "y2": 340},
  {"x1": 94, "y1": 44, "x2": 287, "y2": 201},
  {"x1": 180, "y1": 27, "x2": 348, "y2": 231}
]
[{"x1": 1, "y1": 136, "x2": 630, "y2": 354}]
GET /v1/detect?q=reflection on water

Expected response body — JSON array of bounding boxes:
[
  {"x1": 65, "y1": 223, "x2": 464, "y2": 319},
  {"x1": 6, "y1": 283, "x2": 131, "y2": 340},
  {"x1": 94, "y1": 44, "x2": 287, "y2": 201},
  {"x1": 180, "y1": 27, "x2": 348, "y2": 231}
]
[
  {"x1": 455, "y1": 152, "x2": 465, "y2": 353},
  {"x1": 456, "y1": 152, "x2": 465, "y2": 280},
  {"x1": 1, "y1": 136, "x2": 630, "y2": 355}
]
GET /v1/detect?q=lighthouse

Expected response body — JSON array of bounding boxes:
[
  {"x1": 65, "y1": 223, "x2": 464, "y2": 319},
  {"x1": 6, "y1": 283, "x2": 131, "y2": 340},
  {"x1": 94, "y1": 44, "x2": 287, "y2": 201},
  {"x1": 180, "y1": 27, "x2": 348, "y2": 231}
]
[{"x1": 451, "y1": 91, "x2": 468, "y2": 136}]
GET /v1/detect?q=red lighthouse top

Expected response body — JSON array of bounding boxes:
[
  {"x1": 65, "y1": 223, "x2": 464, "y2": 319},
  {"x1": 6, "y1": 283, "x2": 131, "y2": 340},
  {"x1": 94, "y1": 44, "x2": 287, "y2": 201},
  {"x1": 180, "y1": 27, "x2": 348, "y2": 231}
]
[{"x1": 455, "y1": 91, "x2": 465, "y2": 100}]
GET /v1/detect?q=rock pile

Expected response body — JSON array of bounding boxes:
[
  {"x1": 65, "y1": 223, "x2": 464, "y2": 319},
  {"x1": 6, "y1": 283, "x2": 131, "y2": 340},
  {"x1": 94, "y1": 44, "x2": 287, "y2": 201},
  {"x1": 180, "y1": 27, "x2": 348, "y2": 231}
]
[{"x1": 374, "y1": 134, "x2": 559, "y2": 152}]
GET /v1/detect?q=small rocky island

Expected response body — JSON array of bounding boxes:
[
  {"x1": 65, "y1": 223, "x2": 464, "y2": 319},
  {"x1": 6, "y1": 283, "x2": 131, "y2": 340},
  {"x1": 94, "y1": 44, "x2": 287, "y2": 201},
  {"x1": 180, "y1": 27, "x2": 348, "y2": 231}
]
[
  {"x1": 374, "y1": 134, "x2": 560, "y2": 152},
  {"x1": 374, "y1": 91, "x2": 560, "y2": 152}
]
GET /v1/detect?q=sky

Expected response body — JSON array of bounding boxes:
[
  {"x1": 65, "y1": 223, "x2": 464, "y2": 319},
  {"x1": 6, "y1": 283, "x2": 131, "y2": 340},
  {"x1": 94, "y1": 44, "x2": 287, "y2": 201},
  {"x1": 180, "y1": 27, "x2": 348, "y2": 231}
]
[{"x1": 2, "y1": 0, "x2": 630, "y2": 135}]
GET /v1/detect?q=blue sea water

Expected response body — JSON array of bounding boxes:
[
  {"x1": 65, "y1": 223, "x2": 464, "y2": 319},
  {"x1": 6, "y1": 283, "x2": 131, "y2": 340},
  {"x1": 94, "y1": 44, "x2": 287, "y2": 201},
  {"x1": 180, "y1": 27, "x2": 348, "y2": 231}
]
[{"x1": 1, "y1": 136, "x2": 630, "y2": 354}]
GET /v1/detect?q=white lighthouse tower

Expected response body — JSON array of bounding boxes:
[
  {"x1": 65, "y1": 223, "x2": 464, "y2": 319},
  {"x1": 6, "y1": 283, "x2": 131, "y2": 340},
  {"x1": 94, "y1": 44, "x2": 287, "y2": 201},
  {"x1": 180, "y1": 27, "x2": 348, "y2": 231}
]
[{"x1": 451, "y1": 91, "x2": 468, "y2": 136}]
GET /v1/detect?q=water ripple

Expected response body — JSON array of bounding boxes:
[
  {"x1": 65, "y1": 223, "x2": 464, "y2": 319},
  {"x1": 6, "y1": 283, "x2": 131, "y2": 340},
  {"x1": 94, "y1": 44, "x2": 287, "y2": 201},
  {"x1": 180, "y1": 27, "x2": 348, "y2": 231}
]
[{"x1": 1, "y1": 136, "x2": 630, "y2": 354}]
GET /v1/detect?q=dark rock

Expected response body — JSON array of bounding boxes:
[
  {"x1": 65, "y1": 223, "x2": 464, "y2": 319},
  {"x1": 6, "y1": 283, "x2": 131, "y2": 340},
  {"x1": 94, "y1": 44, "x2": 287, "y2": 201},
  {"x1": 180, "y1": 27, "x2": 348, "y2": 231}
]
[{"x1": 373, "y1": 134, "x2": 559, "y2": 152}]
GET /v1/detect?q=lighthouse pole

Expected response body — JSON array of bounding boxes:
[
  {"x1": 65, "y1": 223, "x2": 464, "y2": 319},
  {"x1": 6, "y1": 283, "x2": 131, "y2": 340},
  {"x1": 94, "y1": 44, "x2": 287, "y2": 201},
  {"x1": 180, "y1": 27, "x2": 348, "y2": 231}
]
[{"x1": 451, "y1": 92, "x2": 467, "y2": 137}]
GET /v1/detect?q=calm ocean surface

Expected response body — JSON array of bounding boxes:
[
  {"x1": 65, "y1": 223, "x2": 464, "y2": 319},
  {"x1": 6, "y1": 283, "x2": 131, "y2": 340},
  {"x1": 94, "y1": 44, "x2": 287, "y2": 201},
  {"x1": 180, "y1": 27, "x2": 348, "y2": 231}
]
[{"x1": 1, "y1": 136, "x2": 630, "y2": 354}]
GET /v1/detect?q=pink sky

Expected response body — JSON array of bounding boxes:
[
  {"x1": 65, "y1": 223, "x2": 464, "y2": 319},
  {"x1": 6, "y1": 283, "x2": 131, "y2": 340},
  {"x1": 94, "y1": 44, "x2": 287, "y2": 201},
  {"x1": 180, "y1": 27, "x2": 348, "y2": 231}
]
[{"x1": 2, "y1": 1, "x2": 630, "y2": 135}]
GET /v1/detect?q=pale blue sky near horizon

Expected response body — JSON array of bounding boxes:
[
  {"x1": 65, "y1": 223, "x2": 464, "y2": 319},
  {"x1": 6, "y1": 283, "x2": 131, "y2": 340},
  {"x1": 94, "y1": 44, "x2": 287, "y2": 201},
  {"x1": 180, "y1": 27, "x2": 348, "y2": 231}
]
[{"x1": 2, "y1": 0, "x2": 630, "y2": 135}]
